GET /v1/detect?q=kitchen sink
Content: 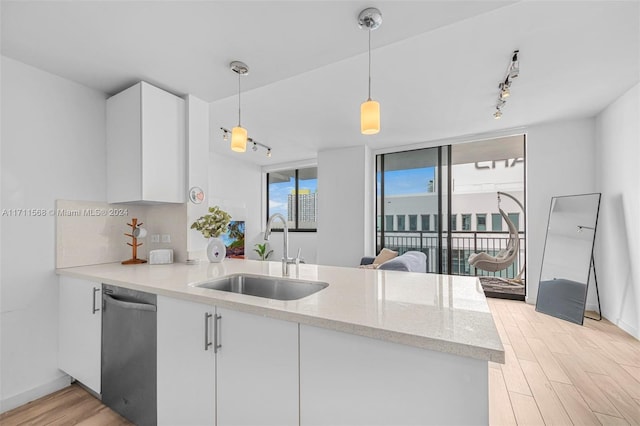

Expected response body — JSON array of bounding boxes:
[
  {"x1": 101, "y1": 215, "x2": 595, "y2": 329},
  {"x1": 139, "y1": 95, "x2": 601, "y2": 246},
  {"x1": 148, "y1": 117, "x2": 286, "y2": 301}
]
[{"x1": 195, "y1": 273, "x2": 328, "y2": 301}]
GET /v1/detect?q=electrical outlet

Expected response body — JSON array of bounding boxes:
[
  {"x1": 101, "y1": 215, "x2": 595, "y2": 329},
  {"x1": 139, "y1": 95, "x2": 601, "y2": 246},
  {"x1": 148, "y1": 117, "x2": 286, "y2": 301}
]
[
  {"x1": 161, "y1": 234, "x2": 171, "y2": 243},
  {"x1": 151, "y1": 234, "x2": 160, "y2": 243}
]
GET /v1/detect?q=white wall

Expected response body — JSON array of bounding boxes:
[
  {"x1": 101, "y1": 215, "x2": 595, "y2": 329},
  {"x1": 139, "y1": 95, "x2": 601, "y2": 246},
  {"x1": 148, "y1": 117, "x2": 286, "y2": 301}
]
[
  {"x1": 317, "y1": 146, "x2": 374, "y2": 267},
  {"x1": 208, "y1": 152, "x2": 264, "y2": 261},
  {"x1": 0, "y1": 56, "x2": 107, "y2": 411},
  {"x1": 525, "y1": 118, "x2": 597, "y2": 305},
  {"x1": 186, "y1": 95, "x2": 210, "y2": 259},
  {"x1": 595, "y1": 83, "x2": 640, "y2": 338}
]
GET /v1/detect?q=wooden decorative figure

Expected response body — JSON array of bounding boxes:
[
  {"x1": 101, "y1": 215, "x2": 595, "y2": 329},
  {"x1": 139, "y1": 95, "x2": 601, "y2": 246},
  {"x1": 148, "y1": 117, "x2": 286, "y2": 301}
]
[{"x1": 122, "y1": 218, "x2": 147, "y2": 264}]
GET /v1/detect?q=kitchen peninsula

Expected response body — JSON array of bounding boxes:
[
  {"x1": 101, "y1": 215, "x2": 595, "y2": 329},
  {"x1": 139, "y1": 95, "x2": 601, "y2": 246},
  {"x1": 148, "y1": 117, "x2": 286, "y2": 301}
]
[{"x1": 57, "y1": 259, "x2": 504, "y2": 425}]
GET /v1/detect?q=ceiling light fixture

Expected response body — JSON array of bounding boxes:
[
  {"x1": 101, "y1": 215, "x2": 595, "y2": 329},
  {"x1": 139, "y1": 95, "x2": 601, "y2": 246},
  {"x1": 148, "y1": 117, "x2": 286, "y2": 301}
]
[
  {"x1": 358, "y1": 7, "x2": 382, "y2": 135},
  {"x1": 499, "y1": 80, "x2": 511, "y2": 99},
  {"x1": 220, "y1": 127, "x2": 272, "y2": 157},
  {"x1": 493, "y1": 50, "x2": 519, "y2": 119},
  {"x1": 229, "y1": 61, "x2": 249, "y2": 152},
  {"x1": 221, "y1": 61, "x2": 272, "y2": 157}
]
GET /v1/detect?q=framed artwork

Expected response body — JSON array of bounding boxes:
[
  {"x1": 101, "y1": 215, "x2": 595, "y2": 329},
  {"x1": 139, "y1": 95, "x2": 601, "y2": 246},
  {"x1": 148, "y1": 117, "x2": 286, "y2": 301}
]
[{"x1": 221, "y1": 221, "x2": 245, "y2": 258}]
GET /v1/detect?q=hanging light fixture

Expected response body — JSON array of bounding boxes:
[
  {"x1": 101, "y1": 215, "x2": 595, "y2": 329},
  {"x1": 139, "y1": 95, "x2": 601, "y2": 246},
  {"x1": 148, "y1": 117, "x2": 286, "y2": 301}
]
[
  {"x1": 358, "y1": 7, "x2": 382, "y2": 135},
  {"x1": 220, "y1": 61, "x2": 272, "y2": 156},
  {"x1": 229, "y1": 61, "x2": 249, "y2": 152}
]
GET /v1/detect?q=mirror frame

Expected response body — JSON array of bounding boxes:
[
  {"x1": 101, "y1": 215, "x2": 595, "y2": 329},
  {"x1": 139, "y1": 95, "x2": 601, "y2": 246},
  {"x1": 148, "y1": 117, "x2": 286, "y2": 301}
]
[{"x1": 535, "y1": 193, "x2": 601, "y2": 325}]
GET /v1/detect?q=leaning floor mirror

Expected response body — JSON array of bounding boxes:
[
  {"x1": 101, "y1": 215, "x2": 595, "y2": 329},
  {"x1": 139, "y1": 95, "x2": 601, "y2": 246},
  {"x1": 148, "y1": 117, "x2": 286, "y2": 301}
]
[{"x1": 535, "y1": 193, "x2": 601, "y2": 325}]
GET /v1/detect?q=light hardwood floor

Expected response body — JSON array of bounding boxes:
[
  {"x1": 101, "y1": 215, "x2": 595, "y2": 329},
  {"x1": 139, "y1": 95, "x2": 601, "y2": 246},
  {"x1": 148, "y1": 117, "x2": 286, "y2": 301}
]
[
  {"x1": 0, "y1": 384, "x2": 131, "y2": 425},
  {"x1": 1, "y1": 298, "x2": 638, "y2": 425},
  {"x1": 488, "y1": 298, "x2": 640, "y2": 426}
]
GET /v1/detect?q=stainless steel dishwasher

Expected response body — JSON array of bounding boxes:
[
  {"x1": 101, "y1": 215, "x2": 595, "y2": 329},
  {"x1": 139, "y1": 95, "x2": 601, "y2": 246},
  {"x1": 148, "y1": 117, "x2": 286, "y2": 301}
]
[{"x1": 102, "y1": 284, "x2": 157, "y2": 426}]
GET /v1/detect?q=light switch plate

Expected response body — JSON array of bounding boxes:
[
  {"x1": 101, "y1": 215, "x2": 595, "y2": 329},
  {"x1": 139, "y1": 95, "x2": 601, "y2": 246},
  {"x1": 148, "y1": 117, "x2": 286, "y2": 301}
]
[
  {"x1": 151, "y1": 234, "x2": 160, "y2": 243},
  {"x1": 161, "y1": 234, "x2": 171, "y2": 243}
]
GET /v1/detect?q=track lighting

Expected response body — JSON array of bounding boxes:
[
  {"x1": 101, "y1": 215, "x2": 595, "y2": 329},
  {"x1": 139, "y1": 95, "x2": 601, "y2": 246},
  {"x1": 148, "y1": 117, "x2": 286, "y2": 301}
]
[
  {"x1": 220, "y1": 127, "x2": 272, "y2": 157},
  {"x1": 493, "y1": 50, "x2": 519, "y2": 119},
  {"x1": 509, "y1": 51, "x2": 520, "y2": 79},
  {"x1": 499, "y1": 81, "x2": 511, "y2": 99}
]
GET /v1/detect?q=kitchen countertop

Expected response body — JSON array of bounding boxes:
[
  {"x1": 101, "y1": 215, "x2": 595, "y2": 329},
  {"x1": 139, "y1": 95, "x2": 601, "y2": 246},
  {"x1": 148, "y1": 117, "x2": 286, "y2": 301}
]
[{"x1": 56, "y1": 259, "x2": 504, "y2": 363}]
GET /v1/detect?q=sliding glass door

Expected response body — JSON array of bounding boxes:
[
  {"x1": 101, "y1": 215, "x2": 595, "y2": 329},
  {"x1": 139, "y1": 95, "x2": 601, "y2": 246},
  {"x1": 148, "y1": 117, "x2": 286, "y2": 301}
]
[
  {"x1": 376, "y1": 135, "x2": 525, "y2": 293},
  {"x1": 376, "y1": 147, "x2": 449, "y2": 273}
]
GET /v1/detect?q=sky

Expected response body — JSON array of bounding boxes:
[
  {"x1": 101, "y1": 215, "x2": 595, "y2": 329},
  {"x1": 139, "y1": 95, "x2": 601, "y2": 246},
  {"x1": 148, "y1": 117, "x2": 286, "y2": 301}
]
[
  {"x1": 378, "y1": 167, "x2": 436, "y2": 196},
  {"x1": 269, "y1": 167, "x2": 434, "y2": 217}
]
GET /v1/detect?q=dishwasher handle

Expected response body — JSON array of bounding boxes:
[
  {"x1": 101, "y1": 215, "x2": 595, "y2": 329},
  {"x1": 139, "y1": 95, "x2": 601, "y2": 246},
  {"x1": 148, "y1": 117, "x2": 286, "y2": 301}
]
[{"x1": 103, "y1": 293, "x2": 157, "y2": 312}]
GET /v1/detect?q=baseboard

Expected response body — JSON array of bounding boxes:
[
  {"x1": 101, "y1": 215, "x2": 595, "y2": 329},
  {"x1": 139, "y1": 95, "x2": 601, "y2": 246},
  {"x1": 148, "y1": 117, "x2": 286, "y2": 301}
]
[
  {"x1": 615, "y1": 318, "x2": 639, "y2": 340},
  {"x1": 0, "y1": 375, "x2": 71, "y2": 414}
]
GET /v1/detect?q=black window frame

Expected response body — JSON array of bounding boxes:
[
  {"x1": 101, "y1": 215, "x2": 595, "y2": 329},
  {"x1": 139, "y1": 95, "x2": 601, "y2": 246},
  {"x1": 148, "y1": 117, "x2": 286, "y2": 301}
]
[{"x1": 266, "y1": 167, "x2": 318, "y2": 232}]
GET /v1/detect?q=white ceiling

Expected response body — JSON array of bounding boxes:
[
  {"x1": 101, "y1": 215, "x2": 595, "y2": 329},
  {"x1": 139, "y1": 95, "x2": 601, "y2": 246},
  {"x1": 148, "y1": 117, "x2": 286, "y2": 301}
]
[{"x1": 2, "y1": 1, "x2": 639, "y2": 166}]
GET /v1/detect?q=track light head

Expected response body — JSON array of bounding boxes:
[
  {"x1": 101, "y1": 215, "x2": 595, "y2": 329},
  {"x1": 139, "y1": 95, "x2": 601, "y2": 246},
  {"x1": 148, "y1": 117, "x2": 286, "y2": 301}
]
[
  {"x1": 267, "y1": 149, "x2": 272, "y2": 158},
  {"x1": 494, "y1": 109, "x2": 503, "y2": 119},
  {"x1": 501, "y1": 87, "x2": 510, "y2": 99}
]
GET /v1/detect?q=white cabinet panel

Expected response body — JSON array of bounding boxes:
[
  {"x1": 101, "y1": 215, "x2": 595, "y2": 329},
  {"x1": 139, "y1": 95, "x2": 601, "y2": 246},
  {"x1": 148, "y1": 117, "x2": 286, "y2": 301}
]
[
  {"x1": 216, "y1": 308, "x2": 299, "y2": 426},
  {"x1": 107, "y1": 81, "x2": 185, "y2": 204},
  {"x1": 157, "y1": 295, "x2": 215, "y2": 426},
  {"x1": 299, "y1": 324, "x2": 488, "y2": 426},
  {"x1": 58, "y1": 276, "x2": 102, "y2": 394}
]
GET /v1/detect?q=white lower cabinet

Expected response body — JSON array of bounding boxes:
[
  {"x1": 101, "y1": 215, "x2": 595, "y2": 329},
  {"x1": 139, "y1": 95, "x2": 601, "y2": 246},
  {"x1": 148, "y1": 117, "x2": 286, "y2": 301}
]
[
  {"x1": 299, "y1": 324, "x2": 488, "y2": 426},
  {"x1": 157, "y1": 295, "x2": 216, "y2": 426},
  {"x1": 58, "y1": 276, "x2": 102, "y2": 394},
  {"x1": 156, "y1": 297, "x2": 299, "y2": 426},
  {"x1": 216, "y1": 307, "x2": 299, "y2": 426}
]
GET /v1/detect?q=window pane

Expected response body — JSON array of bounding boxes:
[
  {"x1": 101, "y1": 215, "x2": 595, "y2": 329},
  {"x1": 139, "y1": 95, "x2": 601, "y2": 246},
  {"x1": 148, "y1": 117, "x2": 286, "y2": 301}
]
[
  {"x1": 409, "y1": 215, "x2": 417, "y2": 231},
  {"x1": 297, "y1": 167, "x2": 318, "y2": 229},
  {"x1": 492, "y1": 213, "x2": 502, "y2": 231},
  {"x1": 462, "y1": 214, "x2": 471, "y2": 231},
  {"x1": 421, "y1": 214, "x2": 430, "y2": 231},
  {"x1": 433, "y1": 214, "x2": 439, "y2": 232},
  {"x1": 477, "y1": 214, "x2": 487, "y2": 231},
  {"x1": 397, "y1": 215, "x2": 406, "y2": 231},
  {"x1": 508, "y1": 213, "x2": 520, "y2": 231},
  {"x1": 450, "y1": 214, "x2": 457, "y2": 231},
  {"x1": 268, "y1": 169, "x2": 295, "y2": 229},
  {"x1": 385, "y1": 215, "x2": 394, "y2": 231}
]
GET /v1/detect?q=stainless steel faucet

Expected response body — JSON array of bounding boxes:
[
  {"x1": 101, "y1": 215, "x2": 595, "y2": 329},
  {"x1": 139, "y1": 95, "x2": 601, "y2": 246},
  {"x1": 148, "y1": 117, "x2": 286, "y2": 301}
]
[{"x1": 265, "y1": 213, "x2": 299, "y2": 276}]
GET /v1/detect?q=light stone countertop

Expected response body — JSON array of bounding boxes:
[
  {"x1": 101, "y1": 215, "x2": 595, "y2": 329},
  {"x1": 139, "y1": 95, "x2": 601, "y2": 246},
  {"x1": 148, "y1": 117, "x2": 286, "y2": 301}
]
[{"x1": 56, "y1": 259, "x2": 505, "y2": 363}]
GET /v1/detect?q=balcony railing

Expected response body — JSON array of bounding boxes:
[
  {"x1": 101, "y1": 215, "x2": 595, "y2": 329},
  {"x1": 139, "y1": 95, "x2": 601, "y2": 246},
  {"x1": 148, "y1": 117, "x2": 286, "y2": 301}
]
[{"x1": 379, "y1": 230, "x2": 525, "y2": 279}]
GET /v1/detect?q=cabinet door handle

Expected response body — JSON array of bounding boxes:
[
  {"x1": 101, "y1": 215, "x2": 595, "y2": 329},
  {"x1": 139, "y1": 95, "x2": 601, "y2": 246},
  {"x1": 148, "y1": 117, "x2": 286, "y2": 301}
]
[
  {"x1": 214, "y1": 314, "x2": 222, "y2": 353},
  {"x1": 92, "y1": 287, "x2": 100, "y2": 314},
  {"x1": 204, "y1": 312, "x2": 213, "y2": 351}
]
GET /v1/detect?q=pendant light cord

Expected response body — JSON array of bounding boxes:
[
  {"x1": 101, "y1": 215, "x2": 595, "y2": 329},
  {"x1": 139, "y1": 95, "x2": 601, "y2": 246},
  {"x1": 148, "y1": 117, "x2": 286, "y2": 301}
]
[
  {"x1": 237, "y1": 71, "x2": 242, "y2": 126},
  {"x1": 368, "y1": 29, "x2": 372, "y2": 101}
]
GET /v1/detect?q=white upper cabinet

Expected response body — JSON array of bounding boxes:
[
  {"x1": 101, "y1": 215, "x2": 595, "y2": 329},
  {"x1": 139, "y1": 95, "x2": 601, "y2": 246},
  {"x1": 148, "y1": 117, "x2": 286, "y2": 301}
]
[{"x1": 107, "y1": 81, "x2": 185, "y2": 204}]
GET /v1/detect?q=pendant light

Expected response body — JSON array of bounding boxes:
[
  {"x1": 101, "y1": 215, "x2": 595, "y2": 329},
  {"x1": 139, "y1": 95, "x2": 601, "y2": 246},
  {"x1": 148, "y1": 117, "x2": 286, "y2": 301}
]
[
  {"x1": 358, "y1": 7, "x2": 382, "y2": 135},
  {"x1": 230, "y1": 61, "x2": 248, "y2": 152}
]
